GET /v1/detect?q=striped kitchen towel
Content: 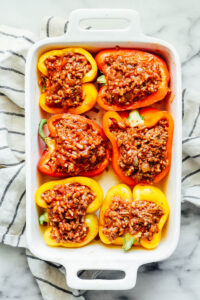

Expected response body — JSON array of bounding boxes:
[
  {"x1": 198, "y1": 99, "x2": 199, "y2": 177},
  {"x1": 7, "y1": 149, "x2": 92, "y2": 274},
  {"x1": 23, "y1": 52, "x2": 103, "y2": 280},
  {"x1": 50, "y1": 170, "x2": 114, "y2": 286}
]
[
  {"x1": 0, "y1": 15, "x2": 200, "y2": 300},
  {"x1": 182, "y1": 89, "x2": 200, "y2": 205}
]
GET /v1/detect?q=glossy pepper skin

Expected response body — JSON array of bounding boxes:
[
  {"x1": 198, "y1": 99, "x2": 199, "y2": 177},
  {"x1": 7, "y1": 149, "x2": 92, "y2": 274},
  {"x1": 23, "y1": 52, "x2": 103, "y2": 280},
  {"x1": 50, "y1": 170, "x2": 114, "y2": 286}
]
[
  {"x1": 38, "y1": 47, "x2": 98, "y2": 114},
  {"x1": 99, "y1": 184, "x2": 169, "y2": 250},
  {"x1": 103, "y1": 108, "x2": 174, "y2": 186},
  {"x1": 35, "y1": 177, "x2": 103, "y2": 248},
  {"x1": 95, "y1": 49, "x2": 169, "y2": 111},
  {"x1": 38, "y1": 113, "x2": 110, "y2": 178}
]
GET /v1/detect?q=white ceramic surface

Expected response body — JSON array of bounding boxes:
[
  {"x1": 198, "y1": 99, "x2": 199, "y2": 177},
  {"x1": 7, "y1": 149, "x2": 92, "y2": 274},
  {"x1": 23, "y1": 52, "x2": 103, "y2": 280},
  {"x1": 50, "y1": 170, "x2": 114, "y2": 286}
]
[{"x1": 25, "y1": 9, "x2": 182, "y2": 290}]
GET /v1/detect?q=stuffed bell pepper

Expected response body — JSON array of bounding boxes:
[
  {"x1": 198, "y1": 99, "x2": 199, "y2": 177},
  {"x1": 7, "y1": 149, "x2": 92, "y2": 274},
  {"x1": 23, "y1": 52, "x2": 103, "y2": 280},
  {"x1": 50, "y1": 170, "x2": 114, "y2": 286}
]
[
  {"x1": 38, "y1": 47, "x2": 98, "y2": 114},
  {"x1": 95, "y1": 49, "x2": 169, "y2": 111},
  {"x1": 38, "y1": 113, "x2": 110, "y2": 177},
  {"x1": 36, "y1": 177, "x2": 103, "y2": 247},
  {"x1": 103, "y1": 108, "x2": 174, "y2": 186},
  {"x1": 99, "y1": 184, "x2": 169, "y2": 251}
]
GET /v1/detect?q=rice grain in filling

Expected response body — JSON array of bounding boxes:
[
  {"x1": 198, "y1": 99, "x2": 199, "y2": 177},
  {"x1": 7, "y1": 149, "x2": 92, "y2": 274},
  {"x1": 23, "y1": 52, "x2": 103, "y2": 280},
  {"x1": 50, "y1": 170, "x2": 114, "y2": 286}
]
[
  {"x1": 41, "y1": 183, "x2": 95, "y2": 243},
  {"x1": 39, "y1": 52, "x2": 92, "y2": 109},
  {"x1": 103, "y1": 195, "x2": 164, "y2": 242},
  {"x1": 48, "y1": 118, "x2": 107, "y2": 176},
  {"x1": 109, "y1": 118, "x2": 169, "y2": 183},
  {"x1": 103, "y1": 54, "x2": 162, "y2": 106}
]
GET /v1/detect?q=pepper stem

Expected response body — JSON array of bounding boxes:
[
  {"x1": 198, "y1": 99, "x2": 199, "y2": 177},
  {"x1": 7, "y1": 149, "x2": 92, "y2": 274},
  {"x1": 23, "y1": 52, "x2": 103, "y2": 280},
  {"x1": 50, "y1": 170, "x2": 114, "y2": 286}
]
[
  {"x1": 39, "y1": 119, "x2": 50, "y2": 148},
  {"x1": 97, "y1": 74, "x2": 106, "y2": 85},
  {"x1": 122, "y1": 233, "x2": 136, "y2": 252},
  {"x1": 39, "y1": 211, "x2": 49, "y2": 225},
  {"x1": 128, "y1": 110, "x2": 144, "y2": 126}
]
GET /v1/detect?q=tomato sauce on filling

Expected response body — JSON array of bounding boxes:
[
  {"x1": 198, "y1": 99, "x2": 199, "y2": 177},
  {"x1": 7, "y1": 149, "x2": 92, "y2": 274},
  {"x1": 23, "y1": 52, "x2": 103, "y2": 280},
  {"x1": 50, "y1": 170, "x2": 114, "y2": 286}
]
[
  {"x1": 39, "y1": 52, "x2": 92, "y2": 109},
  {"x1": 48, "y1": 118, "x2": 107, "y2": 175},
  {"x1": 102, "y1": 195, "x2": 164, "y2": 242},
  {"x1": 109, "y1": 118, "x2": 169, "y2": 183},
  {"x1": 41, "y1": 183, "x2": 95, "y2": 243},
  {"x1": 103, "y1": 54, "x2": 162, "y2": 106}
]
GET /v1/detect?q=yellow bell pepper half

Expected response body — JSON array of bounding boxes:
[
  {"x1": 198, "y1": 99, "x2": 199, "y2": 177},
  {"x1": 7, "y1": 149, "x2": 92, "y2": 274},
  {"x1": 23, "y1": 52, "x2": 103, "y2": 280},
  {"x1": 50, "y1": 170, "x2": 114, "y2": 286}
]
[
  {"x1": 35, "y1": 177, "x2": 103, "y2": 248},
  {"x1": 38, "y1": 47, "x2": 98, "y2": 114},
  {"x1": 99, "y1": 184, "x2": 169, "y2": 251}
]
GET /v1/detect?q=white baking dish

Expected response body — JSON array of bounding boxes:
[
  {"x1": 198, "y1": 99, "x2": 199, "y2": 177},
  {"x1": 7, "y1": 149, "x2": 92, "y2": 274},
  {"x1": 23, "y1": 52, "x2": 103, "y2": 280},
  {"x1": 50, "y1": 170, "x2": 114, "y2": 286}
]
[{"x1": 25, "y1": 9, "x2": 182, "y2": 290}]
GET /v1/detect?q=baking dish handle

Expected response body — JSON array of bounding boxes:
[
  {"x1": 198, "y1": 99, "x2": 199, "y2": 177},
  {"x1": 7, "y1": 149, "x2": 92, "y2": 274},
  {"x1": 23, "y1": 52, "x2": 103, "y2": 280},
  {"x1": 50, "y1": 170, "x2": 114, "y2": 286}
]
[
  {"x1": 66, "y1": 9, "x2": 144, "y2": 41},
  {"x1": 65, "y1": 261, "x2": 140, "y2": 290}
]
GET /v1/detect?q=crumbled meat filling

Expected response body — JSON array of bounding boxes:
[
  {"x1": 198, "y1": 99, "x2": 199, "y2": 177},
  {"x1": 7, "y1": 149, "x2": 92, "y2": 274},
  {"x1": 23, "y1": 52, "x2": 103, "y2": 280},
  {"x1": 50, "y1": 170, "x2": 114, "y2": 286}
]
[
  {"x1": 103, "y1": 54, "x2": 162, "y2": 106},
  {"x1": 41, "y1": 183, "x2": 95, "y2": 243},
  {"x1": 39, "y1": 52, "x2": 92, "y2": 109},
  {"x1": 109, "y1": 118, "x2": 169, "y2": 183},
  {"x1": 103, "y1": 195, "x2": 164, "y2": 241},
  {"x1": 48, "y1": 118, "x2": 107, "y2": 175}
]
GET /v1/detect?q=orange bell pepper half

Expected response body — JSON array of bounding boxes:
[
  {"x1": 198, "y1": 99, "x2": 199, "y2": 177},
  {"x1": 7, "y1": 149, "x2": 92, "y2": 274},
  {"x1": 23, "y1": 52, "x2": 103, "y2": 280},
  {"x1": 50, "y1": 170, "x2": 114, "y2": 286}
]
[
  {"x1": 38, "y1": 47, "x2": 98, "y2": 114},
  {"x1": 38, "y1": 113, "x2": 110, "y2": 178},
  {"x1": 35, "y1": 177, "x2": 103, "y2": 248},
  {"x1": 103, "y1": 108, "x2": 174, "y2": 186},
  {"x1": 95, "y1": 49, "x2": 169, "y2": 111}
]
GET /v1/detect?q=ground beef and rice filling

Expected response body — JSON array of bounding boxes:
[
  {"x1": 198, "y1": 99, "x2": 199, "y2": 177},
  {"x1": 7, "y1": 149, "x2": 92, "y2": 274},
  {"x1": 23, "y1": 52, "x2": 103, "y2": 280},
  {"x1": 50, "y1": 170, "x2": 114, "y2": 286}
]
[
  {"x1": 48, "y1": 118, "x2": 107, "y2": 175},
  {"x1": 39, "y1": 52, "x2": 92, "y2": 109},
  {"x1": 109, "y1": 118, "x2": 169, "y2": 183},
  {"x1": 103, "y1": 195, "x2": 164, "y2": 242},
  {"x1": 102, "y1": 54, "x2": 162, "y2": 106},
  {"x1": 41, "y1": 183, "x2": 95, "y2": 243}
]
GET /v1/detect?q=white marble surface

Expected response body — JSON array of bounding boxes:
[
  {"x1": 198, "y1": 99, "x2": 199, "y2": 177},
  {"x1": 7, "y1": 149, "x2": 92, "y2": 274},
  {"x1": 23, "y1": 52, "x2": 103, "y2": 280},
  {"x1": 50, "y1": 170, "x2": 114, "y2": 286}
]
[{"x1": 0, "y1": 0, "x2": 200, "y2": 299}]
